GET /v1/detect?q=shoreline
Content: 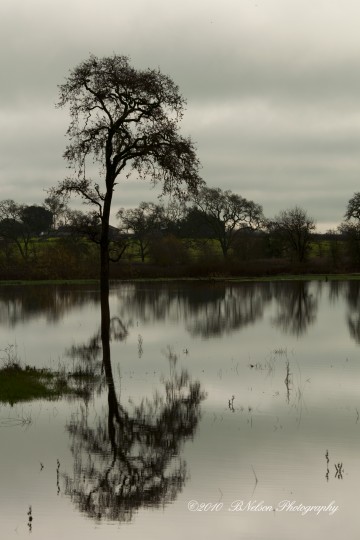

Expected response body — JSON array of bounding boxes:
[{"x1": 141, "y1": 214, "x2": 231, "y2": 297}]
[{"x1": 1, "y1": 273, "x2": 360, "y2": 286}]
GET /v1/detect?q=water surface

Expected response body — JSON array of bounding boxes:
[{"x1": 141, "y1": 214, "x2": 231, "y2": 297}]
[{"x1": 0, "y1": 280, "x2": 359, "y2": 539}]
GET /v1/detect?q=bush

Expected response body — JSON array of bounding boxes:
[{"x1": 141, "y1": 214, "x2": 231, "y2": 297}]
[{"x1": 149, "y1": 235, "x2": 190, "y2": 266}]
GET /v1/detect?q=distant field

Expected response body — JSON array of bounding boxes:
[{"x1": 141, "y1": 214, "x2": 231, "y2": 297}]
[{"x1": 0, "y1": 234, "x2": 356, "y2": 281}]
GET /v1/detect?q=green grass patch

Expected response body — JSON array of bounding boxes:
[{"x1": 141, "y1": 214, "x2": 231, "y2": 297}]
[
  {"x1": 3, "y1": 273, "x2": 360, "y2": 287},
  {"x1": 222, "y1": 273, "x2": 360, "y2": 282},
  {"x1": 0, "y1": 363, "x2": 100, "y2": 404},
  {"x1": 0, "y1": 279, "x2": 99, "y2": 286},
  {"x1": 0, "y1": 365, "x2": 60, "y2": 403},
  {"x1": 117, "y1": 273, "x2": 360, "y2": 283}
]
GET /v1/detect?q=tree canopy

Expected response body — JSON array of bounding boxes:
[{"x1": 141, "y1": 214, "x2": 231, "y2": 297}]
[
  {"x1": 54, "y1": 54, "x2": 202, "y2": 291},
  {"x1": 43, "y1": 193, "x2": 69, "y2": 229},
  {"x1": 267, "y1": 206, "x2": 316, "y2": 263},
  {"x1": 345, "y1": 192, "x2": 360, "y2": 222},
  {"x1": 117, "y1": 202, "x2": 165, "y2": 262},
  {"x1": 21, "y1": 205, "x2": 53, "y2": 235},
  {"x1": 0, "y1": 200, "x2": 53, "y2": 260},
  {"x1": 193, "y1": 187, "x2": 264, "y2": 257}
]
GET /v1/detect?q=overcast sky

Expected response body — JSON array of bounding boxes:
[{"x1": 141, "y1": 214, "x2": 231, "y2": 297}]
[{"x1": 2, "y1": 0, "x2": 360, "y2": 231}]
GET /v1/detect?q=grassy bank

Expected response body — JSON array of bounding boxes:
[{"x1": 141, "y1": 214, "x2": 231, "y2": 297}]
[
  {"x1": 0, "y1": 361, "x2": 100, "y2": 404},
  {"x1": 1, "y1": 273, "x2": 360, "y2": 287},
  {"x1": 0, "y1": 279, "x2": 99, "y2": 286},
  {"x1": 220, "y1": 273, "x2": 360, "y2": 282},
  {"x1": 0, "y1": 233, "x2": 357, "y2": 282}
]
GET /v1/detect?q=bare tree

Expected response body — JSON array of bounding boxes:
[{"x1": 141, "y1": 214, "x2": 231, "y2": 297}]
[
  {"x1": 340, "y1": 193, "x2": 360, "y2": 267},
  {"x1": 52, "y1": 54, "x2": 202, "y2": 295},
  {"x1": 193, "y1": 187, "x2": 264, "y2": 258},
  {"x1": 344, "y1": 192, "x2": 360, "y2": 221},
  {"x1": 338, "y1": 221, "x2": 360, "y2": 266},
  {"x1": 268, "y1": 206, "x2": 316, "y2": 263},
  {"x1": 43, "y1": 193, "x2": 69, "y2": 229},
  {"x1": 0, "y1": 200, "x2": 52, "y2": 260},
  {"x1": 117, "y1": 202, "x2": 165, "y2": 262}
]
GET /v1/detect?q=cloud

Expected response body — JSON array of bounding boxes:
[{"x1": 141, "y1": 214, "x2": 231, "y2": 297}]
[{"x1": 1, "y1": 0, "x2": 360, "y2": 230}]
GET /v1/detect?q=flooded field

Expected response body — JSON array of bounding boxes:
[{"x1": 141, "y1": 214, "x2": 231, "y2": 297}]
[{"x1": 0, "y1": 280, "x2": 359, "y2": 539}]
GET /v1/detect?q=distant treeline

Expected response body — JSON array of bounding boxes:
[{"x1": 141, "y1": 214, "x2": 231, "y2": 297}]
[{"x1": 1, "y1": 190, "x2": 360, "y2": 280}]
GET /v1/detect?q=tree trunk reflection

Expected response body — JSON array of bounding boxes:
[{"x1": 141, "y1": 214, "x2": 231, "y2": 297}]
[{"x1": 64, "y1": 288, "x2": 205, "y2": 522}]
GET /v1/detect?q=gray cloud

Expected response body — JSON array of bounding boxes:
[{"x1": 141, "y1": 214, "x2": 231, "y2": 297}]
[{"x1": 2, "y1": 0, "x2": 360, "y2": 230}]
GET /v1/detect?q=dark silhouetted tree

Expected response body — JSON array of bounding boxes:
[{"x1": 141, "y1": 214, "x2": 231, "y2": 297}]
[
  {"x1": 339, "y1": 221, "x2": 360, "y2": 267},
  {"x1": 0, "y1": 200, "x2": 52, "y2": 260},
  {"x1": 53, "y1": 54, "x2": 202, "y2": 295},
  {"x1": 340, "y1": 193, "x2": 360, "y2": 267},
  {"x1": 267, "y1": 206, "x2": 316, "y2": 263},
  {"x1": 193, "y1": 187, "x2": 263, "y2": 258},
  {"x1": 21, "y1": 205, "x2": 53, "y2": 235},
  {"x1": 345, "y1": 192, "x2": 360, "y2": 221},
  {"x1": 43, "y1": 193, "x2": 69, "y2": 229},
  {"x1": 117, "y1": 202, "x2": 165, "y2": 262}
]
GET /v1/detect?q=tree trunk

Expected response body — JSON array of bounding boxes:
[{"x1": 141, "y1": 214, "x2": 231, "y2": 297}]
[
  {"x1": 220, "y1": 238, "x2": 229, "y2": 259},
  {"x1": 100, "y1": 185, "x2": 113, "y2": 389},
  {"x1": 100, "y1": 187, "x2": 113, "y2": 296},
  {"x1": 99, "y1": 184, "x2": 122, "y2": 442}
]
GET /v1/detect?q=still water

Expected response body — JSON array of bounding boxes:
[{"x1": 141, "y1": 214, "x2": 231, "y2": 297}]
[{"x1": 0, "y1": 280, "x2": 360, "y2": 539}]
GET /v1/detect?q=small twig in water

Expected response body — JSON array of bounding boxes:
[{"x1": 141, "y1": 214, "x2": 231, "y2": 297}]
[
  {"x1": 228, "y1": 395, "x2": 235, "y2": 412},
  {"x1": 325, "y1": 450, "x2": 329, "y2": 482},
  {"x1": 335, "y1": 462, "x2": 344, "y2": 479},
  {"x1": 250, "y1": 465, "x2": 258, "y2": 497}
]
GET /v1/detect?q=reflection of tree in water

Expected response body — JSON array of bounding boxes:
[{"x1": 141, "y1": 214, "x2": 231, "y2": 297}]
[
  {"x1": 328, "y1": 280, "x2": 346, "y2": 304},
  {"x1": 67, "y1": 317, "x2": 128, "y2": 364},
  {"x1": 345, "y1": 281, "x2": 360, "y2": 344},
  {"x1": 117, "y1": 282, "x2": 272, "y2": 338},
  {"x1": 271, "y1": 282, "x2": 319, "y2": 337},
  {"x1": 187, "y1": 284, "x2": 272, "y2": 337},
  {"x1": 65, "y1": 316, "x2": 128, "y2": 399},
  {"x1": 0, "y1": 284, "x2": 99, "y2": 326},
  {"x1": 64, "y1": 312, "x2": 205, "y2": 522}
]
